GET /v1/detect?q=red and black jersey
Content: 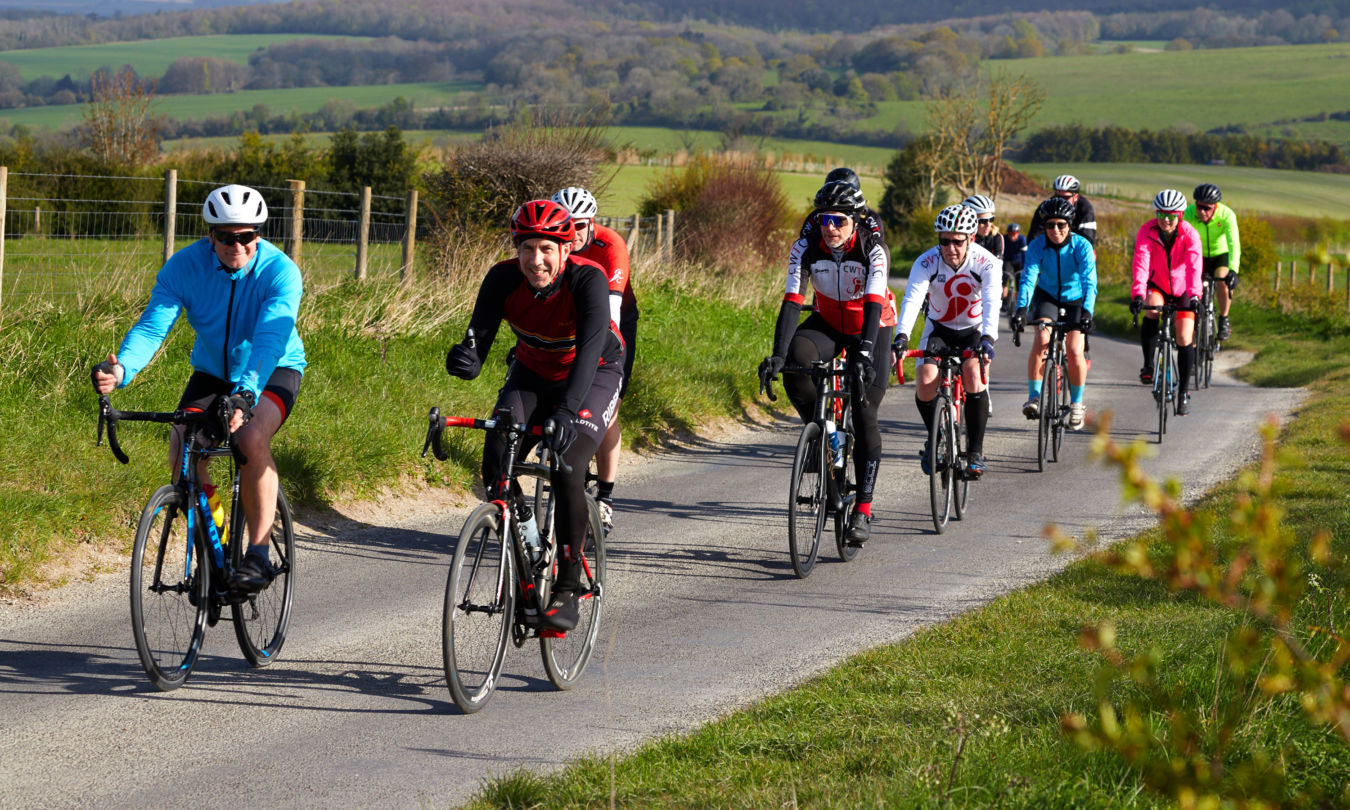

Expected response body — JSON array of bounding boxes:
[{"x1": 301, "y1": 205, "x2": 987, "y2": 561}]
[
  {"x1": 463, "y1": 255, "x2": 622, "y2": 416},
  {"x1": 574, "y1": 223, "x2": 640, "y2": 329}
]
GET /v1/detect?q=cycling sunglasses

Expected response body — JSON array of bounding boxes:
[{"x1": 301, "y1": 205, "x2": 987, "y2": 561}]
[
  {"x1": 1155, "y1": 212, "x2": 1181, "y2": 222},
  {"x1": 1196, "y1": 203, "x2": 1216, "y2": 212},
  {"x1": 818, "y1": 213, "x2": 851, "y2": 229},
  {"x1": 938, "y1": 236, "x2": 967, "y2": 248},
  {"x1": 212, "y1": 229, "x2": 260, "y2": 246}
]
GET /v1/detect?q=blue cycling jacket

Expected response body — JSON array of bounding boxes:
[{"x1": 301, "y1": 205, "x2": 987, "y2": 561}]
[
  {"x1": 116, "y1": 237, "x2": 306, "y2": 398},
  {"x1": 1016, "y1": 232, "x2": 1098, "y2": 314}
]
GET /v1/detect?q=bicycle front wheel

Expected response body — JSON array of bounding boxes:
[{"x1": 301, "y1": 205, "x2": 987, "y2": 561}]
[
  {"x1": 929, "y1": 396, "x2": 954, "y2": 534},
  {"x1": 833, "y1": 422, "x2": 860, "y2": 562},
  {"x1": 130, "y1": 485, "x2": 209, "y2": 691},
  {"x1": 232, "y1": 489, "x2": 296, "y2": 667},
  {"x1": 952, "y1": 407, "x2": 969, "y2": 520},
  {"x1": 1051, "y1": 357, "x2": 1068, "y2": 462},
  {"x1": 540, "y1": 499, "x2": 606, "y2": 689},
  {"x1": 443, "y1": 503, "x2": 514, "y2": 714},
  {"x1": 1036, "y1": 358, "x2": 1054, "y2": 472},
  {"x1": 1152, "y1": 338, "x2": 1168, "y2": 444},
  {"x1": 788, "y1": 421, "x2": 826, "y2": 578}
]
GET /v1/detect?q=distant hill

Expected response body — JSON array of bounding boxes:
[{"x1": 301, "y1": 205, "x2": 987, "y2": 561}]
[{"x1": 0, "y1": 0, "x2": 286, "y2": 16}]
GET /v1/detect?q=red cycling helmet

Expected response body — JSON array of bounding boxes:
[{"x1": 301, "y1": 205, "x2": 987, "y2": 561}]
[{"x1": 511, "y1": 199, "x2": 575, "y2": 245}]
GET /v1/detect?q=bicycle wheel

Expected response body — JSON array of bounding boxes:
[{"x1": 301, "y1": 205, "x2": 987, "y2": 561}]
[
  {"x1": 540, "y1": 499, "x2": 606, "y2": 689},
  {"x1": 130, "y1": 485, "x2": 209, "y2": 691},
  {"x1": 832, "y1": 421, "x2": 860, "y2": 562},
  {"x1": 1051, "y1": 356, "x2": 1068, "y2": 462},
  {"x1": 232, "y1": 489, "x2": 296, "y2": 667},
  {"x1": 788, "y1": 421, "x2": 826, "y2": 578},
  {"x1": 1037, "y1": 356, "x2": 1054, "y2": 472},
  {"x1": 952, "y1": 406, "x2": 969, "y2": 520},
  {"x1": 928, "y1": 395, "x2": 954, "y2": 534},
  {"x1": 443, "y1": 503, "x2": 514, "y2": 714},
  {"x1": 1201, "y1": 306, "x2": 1216, "y2": 389}
]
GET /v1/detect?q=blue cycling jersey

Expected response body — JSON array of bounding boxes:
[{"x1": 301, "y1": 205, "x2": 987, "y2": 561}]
[
  {"x1": 1017, "y1": 232, "x2": 1098, "y2": 314},
  {"x1": 116, "y1": 237, "x2": 306, "y2": 399}
]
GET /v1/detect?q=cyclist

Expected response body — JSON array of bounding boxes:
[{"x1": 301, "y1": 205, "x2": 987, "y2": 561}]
[
  {"x1": 89, "y1": 184, "x2": 305, "y2": 593},
  {"x1": 1028, "y1": 174, "x2": 1097, "y2": 246},
  {"x1": 1012, "y1": 197, "x2": 1097, "y2": 430},
  {"x1": 963, "y1": 194, "x2": 1003, "y2": 311},
  {"x1": 1002, "y1": 222, "x2": 1027, "y2": 315},
  {"x1": 551, "y1": 186, "x2": 639, "y2": 533},
  {"x1": 1131, "y1": 189, "x2": 1202, "y2": 416},
  {"x1": 444, "y1": 199, "x2": 623, "y2": 631},
  {"x1": 797, "y1": 167, "x2": 886, "y2": 243},
  {"x1": 892, "y1": 205, "x2": 1001, "y2": 477},
  {"x1": 1184, "y1": 183, "x2": 1241, "y2": 341},
  {"x1": 760, "y1": 181, "x2": 895, "y2": 547}
]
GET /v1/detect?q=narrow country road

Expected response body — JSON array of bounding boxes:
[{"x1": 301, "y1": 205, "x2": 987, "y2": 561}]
[{"x1": 0, "y1": 333, "x2": 1303, "y2": 809}]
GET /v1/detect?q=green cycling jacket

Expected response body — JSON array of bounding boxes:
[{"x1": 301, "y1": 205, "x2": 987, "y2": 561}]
[{"x1": 1183, "y1": 201, "x2": 1241, "y2": 274}]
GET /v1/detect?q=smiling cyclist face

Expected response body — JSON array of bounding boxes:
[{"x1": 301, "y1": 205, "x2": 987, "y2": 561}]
[{"x1": 517, "y1": 237, "x2": 572, "y2": 290}]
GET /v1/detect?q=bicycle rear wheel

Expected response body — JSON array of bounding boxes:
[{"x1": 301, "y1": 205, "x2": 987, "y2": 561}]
[
  {"x1": 443, "y1": 503, "x2": 514, "y2": 714},
  {"x1": 788, "y1": 421, "x2": 826, "y2": 578},
  {"x1": 1201, "y1": 307, "x2": 1216, "y2": 389},
  {"x1": 540, "y1": 499, "x2": 607, "y2": 689},
  {"x1": 130, "y1": 485, "x2": 209, "y2": 691},
  {"x1": 232, "y1": 489, "x2": 296, "y2": 667},
  {"x1": 929, "y1": 396, "x2": 954, "y2": 534},
  {"x1": 952, "y1": 406, "x2": 969, "y2": 520},
  {"x1": 832, "y1": 420, "x2": 859, "y2": 562}
]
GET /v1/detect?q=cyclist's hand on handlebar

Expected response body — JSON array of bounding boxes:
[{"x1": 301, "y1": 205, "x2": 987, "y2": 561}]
[
  {"x1": 1186, "y1": 295, "x2": 1200, "y2": 311},
  {"x1": 1129, "y1": 296, "x2": 1144, "y2": 317},
  {"x1": 758, "y1": 355, "x2": 784, "y2": 394},
  {"x1": 1009, "y1": 309, "x2": 1025, "y2": 333},
  {"x1": 1079, "y1": 309, "x2": 1093, "y2": 333},
  {"x1": 1225, "y1": 273, "x2": 1239, "y2": 291},
  {"x1": 445, "y1": 328, "x2": 482, "y2": 380},
  {"x1": 227, "y1": 390, "x2": 255, "y2": 433},
  {"x1": 851, "y1": 350, "x2": 876, "y2": 392},
  {"x1": 90, "y1": 352, "x2": 123, "y2": 395},
  {"x1": 980, "y1": 335, "x2": 995, "y2": 362},
  {"x1": 545, "y1": 410, "x2": 577, "y2": 456},
  {"x1": 890, "y1": 333, "x2": 908, "y2": 367}
]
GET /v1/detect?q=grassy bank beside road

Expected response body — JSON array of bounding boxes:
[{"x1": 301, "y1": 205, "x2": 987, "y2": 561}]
[
  {"x1": 0, "y1": 264, "x2": 778, "y2": 593},
  {"x1": 462, "y1": 293, "x2": 1350, "y2": 808}
]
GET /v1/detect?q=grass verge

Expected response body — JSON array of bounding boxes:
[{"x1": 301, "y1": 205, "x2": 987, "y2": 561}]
[
  {"x1": 458, "y1": 293, "x2": 1350, "y2": 808},
  {"x1": 0, "y1": 260, "x2": 778, "y2": 592}
]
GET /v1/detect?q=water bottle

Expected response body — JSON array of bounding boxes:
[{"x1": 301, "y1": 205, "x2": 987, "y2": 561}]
[
  {"x1": 825, "y1": 420, "x2": 844, "y2": 469},
  {"x1": 518, "y1": 507, "x2": 542, "y2": 563},
  {"x1": 204, "y1": 483, "x2": 228, "y2": 546}
]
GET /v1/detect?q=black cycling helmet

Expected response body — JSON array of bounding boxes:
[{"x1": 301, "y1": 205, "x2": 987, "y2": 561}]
[
  {"x1": 1193, "y1": 183, "x2": 1222, "y2": 204},
  {"x1": 824, "y1": 167, "x2": 861, "y2": 191},
  {"x1": 813, "y1": 181, "x2": 867, "y2": 214},
  {"x1": 1037, "y1": 196, "x2": 1075, "y2": 224}
]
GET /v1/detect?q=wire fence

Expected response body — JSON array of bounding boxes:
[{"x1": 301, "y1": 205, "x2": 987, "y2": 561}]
[{"x1": 0, "y1": 169, "x2": 415, "y2": 303}]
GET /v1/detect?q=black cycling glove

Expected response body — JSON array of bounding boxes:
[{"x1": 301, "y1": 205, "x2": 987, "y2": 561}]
[
  {"x1": 1129, "y1": 296, "x2": 1144, "y2": 317},
  {"x1": 227, "y1": 390, "x2": 256, "y2": 425},
  {"x1": 980, "y1": 335, "x2": 995, "y2": 361},
  {"x1": 445, "y1": 328, "x2": 482, "y2": 380},
  {"x1": 1225, "y1": 273, "x2": 1239, "y2": 291},
  {"x1": 546, "y1": 410, "x2": 577, "y2": 456}
]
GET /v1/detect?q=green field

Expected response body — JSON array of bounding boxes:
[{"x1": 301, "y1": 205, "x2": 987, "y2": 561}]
[
  {"x1": 0, "y1": 80, "x2": 482, "y2": 131},
  {"x1": 0, "y1": 34, "x2": 369, "y2": 81},
  {"x1": 599, "y1": 162, "x2": 888, "y2": 218},
  {"x1": 1014, "y1": 161, "x2": 1350, "y2": 218},
  {"x1": 854, "y1": 43, "x2": 1350, "y2": 148}
]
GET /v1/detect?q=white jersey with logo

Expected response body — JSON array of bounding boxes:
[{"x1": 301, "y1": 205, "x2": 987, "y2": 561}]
[{"x1": 897, "y1": 242, "x2": 1001, "y2": 341}]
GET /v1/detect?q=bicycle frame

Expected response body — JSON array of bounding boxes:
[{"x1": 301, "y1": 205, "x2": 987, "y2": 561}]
[{"x1": 1136, "y1": 304, "x2": 1185, "y2": 442}]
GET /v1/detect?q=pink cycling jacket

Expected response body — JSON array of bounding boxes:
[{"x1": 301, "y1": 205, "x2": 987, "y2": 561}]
[{"x1": 1131, "y1": 219, "x2": 1202, "y2": 300}]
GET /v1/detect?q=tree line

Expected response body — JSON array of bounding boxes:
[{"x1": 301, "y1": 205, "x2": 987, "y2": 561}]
[{"x1": 1021, "y1": 124, "x2": 1346, "y2": 172}]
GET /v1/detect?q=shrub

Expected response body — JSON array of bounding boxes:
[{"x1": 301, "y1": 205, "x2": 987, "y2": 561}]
[{"x1": 640, "y1": 153, "x2": 791, "y2": 276}]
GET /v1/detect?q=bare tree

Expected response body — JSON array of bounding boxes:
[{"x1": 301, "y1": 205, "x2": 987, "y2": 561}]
[
  {"x1": 80, "y1": 69, "x2": 163, "y2": 166},
  {"x1": 977, "y1": 71, "x2": 1045, "y2": 200},
  {"x1": 917, "y1": 72, "x2": 1045, "y2": 203}
]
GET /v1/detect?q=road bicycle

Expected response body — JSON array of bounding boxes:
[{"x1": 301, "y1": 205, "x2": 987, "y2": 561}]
[
  {"x1": 97, "y1": 395, "x2": 295, "y2": 691},
  {"x1": 1194, "y1": 277, "x2": 1218, "y2": 390},
  {"x1": 1013, "y1": 308, "x2": 1075, "y2": 472},
  {"x1": 760, "y1": 355, "x2": 862, "y2": 578},
  {"x1": 899, "y1": 345, "x2": 986, "y2": 534},
  {"x1": 1136, "y1": 303, "x2": 1185, "y2": 444},
  {"x1": 422, "y1": 407, "x2": 606, "y2": 714}
]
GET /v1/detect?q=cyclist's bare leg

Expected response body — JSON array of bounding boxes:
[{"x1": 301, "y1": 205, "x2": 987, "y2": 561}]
[
  {"x1": 234, "y1": 397, "x2": 283, "y2": 552},
  {"x1": 1026, "y1": 320, "x2": 1051, "y2": 383},
  {"x1": 1214, "y1": 266, "x2": 1231, "y2": 316},
  {"x1": 914, "y1": 360, "x2": 940, "y2": 401},
  {"x1": 1066, "y1": 330, "x2": 1088, "y2": 386},
  {"x1": 961, "y1": 357, "x2": 987, "y2": 394},
  {"x1": 1174, "y1": 313, "x2": 1195, "y2": 347}
]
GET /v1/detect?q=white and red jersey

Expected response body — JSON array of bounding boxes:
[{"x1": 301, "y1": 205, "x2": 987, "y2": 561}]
[
  {"x1": 784, "y1": 228, "x2": 896, "y2": 334},
  {"x1": 574, "y1": 222, "x2": 639, "y2": 333},
  {"x1": 897, "y1": 243, "x2": 1002, "y2": 340}
]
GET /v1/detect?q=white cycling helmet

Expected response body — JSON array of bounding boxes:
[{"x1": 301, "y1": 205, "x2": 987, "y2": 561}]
[
  {"x1": 934, "y1": 204, "x2": 978, "y2": 235},
  {"x1": 202, "y1": 184, "x2": 268, "y2": 227},
  {"x1": 1153, "y1": 188, "x2": 1187, "y2": 212},
  {"x1": 551, "y1": 186, "x2": 598, "y2": 221},
  {"x1": 961, "y1": 194, "x2": 995, "y2": 217},
  {"x1": 1053, "y1": 174, "x2": 1081, "y2": 193}
]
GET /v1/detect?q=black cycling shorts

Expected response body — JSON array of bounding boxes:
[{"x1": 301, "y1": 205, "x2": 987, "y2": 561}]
[
  {"x1": 1028, "y1": 287, "x2": 1088, "y2": 331},
  {"x1": 177, "y1": 367, "x2": 303, "y2": 422},
  {"x1": 1202, "y1": 254, "x2": 1230, "y2": 276}
]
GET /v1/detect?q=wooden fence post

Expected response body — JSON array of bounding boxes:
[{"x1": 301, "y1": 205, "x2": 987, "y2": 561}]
[
  {"x1": 355, "y1": 185, "x2": 371, "y2": 281},
  {"x1": 401, "y1": 188, "x2": 418, "y2": 282},
  {"x1": 665, "y1": 209, "x2": 675, "y2": 261},
  {"x1": 33, "y1": 205, "x2": 40, "y2": 238},
  {"x1": 627, "y1": 214, "x2": 640, "y2": 255},
  {"x1": 1328, "y1": 263, "x2": 1335, "y2": 295},
  {"x1": 286, "y1": 180, "x2": 304, "y2": 264},
  {"x1": 1274, "y1": 261, "x2": 1282, "y2": 308},
  {"x1": 162, "y1": 168, "x2": 177, "y2": 263},
  {"x1": 654, "y1": 209, "x2": 663, "y2": 263},
  {"x1": 1291, "y1": 260, "x2": 1298, "y2": 286},
  {"x1": 0, "y1": 166, "x2": 6, "y2": 313}
]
